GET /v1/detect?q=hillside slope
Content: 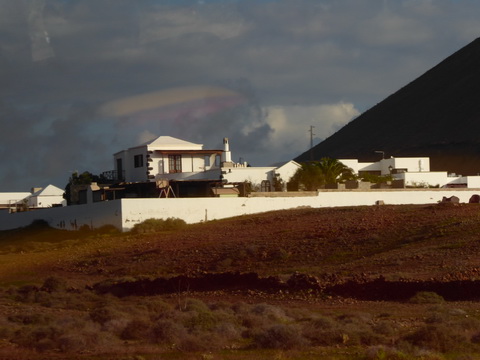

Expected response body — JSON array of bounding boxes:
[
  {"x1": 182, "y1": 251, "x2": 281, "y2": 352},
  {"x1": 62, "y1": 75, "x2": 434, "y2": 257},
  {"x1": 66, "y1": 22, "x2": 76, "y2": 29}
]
[
  {"x1": 296, "y1": 37, "x2": 480, "y2": 176},
  {"x1": 3, "y1": 203, "x2": 480, "y2": 288},
  {"x1": 2, "y1": 205, "x2": 480, "y2": 358}
]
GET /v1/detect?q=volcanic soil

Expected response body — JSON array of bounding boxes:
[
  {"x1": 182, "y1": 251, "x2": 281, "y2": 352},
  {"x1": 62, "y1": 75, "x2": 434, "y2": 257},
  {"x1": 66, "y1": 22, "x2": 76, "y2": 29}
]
[
  {"x1": 3, "y1": 203, "x2": 480, "y2": 359},
  {"x1": 40, "y1": 203, "x2": 480, "y2": 298}
]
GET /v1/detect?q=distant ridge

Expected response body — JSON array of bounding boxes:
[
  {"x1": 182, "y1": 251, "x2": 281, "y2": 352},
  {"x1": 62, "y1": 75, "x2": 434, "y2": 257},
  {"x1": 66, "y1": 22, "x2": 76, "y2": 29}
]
[{"x1": 296, "y1": 37, "x2": 480, "y2": 176}]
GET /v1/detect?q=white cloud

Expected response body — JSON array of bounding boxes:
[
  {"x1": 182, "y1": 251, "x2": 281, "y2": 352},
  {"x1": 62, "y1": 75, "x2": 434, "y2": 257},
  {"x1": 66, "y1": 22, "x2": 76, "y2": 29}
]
[
  {"x1": 4, "y1": 0, "x2": 480, "y2": 190},
  {"x1": 137, "y1": 130, "x2": 157, "y2": 145},
  {"x1": 358, "y1": 13, "x2": 433, "y2": 46},
  {"x1": 139, "y1": 4, "x2": 250, "y2": 44},
  {"x1": 264, "y1": 103, "x2": 360, "y2": 162}
]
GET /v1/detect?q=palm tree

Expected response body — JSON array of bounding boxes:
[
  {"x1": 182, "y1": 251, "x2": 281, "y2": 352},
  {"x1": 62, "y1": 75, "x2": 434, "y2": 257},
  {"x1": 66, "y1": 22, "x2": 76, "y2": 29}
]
[
  {"x1": 290, "y1": 162, "x2": 325, "y2": 191},
  {"x1": 291, "y1": 158, "x2": 355, "y2": 190},
  {"x1": 317, "y1": 157, "x2": 355, "y2": 185}
]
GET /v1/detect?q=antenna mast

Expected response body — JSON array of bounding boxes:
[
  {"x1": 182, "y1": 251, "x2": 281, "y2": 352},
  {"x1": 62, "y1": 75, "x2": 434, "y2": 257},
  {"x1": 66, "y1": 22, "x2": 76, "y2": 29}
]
[{"x1": 309, "y1": 125, "x2": 315, "y2": 160}]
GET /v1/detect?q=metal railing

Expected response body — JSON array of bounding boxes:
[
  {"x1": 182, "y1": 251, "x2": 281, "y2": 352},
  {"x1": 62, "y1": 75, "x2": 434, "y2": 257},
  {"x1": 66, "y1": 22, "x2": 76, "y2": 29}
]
[{"x1": 100, "y1": 170, "x2": 125, "y2": 182}]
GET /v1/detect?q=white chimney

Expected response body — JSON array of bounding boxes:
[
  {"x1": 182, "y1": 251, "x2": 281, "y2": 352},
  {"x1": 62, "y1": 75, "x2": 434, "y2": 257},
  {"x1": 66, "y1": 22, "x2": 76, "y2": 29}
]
[{"x1": 222, "y1": 137, "x2": 232, "y2": 163}]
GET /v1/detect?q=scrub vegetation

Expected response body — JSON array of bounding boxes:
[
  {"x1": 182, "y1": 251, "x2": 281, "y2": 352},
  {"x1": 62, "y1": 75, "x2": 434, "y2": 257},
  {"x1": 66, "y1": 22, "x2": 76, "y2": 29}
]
[{"x1": 1, "y1": 204, "x2": 480, "y2": 359}]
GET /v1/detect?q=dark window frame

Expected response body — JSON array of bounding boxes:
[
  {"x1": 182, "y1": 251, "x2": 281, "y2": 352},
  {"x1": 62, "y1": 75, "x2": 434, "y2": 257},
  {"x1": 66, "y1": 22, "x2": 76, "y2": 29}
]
[
  {"x1": 169, "y1": 154, "x2": 182, "y2": 173},
  {"x1": 134, "y1": 154, "x2": 144, "y2": 168}
]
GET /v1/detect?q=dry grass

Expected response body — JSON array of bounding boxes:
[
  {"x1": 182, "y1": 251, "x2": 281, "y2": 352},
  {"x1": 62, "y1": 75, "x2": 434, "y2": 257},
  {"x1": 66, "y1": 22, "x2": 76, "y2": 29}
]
[{"x1": 1, "y1": 206, "x2": 480, "y2": 358}]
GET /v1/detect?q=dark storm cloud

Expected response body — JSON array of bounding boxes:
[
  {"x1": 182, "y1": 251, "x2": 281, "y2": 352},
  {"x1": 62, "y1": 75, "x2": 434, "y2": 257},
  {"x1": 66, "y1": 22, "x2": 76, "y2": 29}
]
[{"x1": 1, "y1": 0, "x2": 480, "y2": 190}]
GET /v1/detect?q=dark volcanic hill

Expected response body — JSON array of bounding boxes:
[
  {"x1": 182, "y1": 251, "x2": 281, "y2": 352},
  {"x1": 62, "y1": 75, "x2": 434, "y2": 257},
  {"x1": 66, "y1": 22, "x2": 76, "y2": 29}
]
[{"x1": 296, "y1": 37, "x2": 480, "y2": 175}]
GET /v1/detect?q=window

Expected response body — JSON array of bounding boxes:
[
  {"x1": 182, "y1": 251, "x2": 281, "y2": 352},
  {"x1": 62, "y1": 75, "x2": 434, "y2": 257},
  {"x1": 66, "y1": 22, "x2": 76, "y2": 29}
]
[
  {"x1": 134, "y1": 154, "x2": 143, "y2": 168},
  {"x1": 215, "y1": 154, "x2": 221, "y2": 167},
  {"x1": 169, "y1": 155, "x2": 182, "y2": 173},
  {"x1": 204, "y1": 155, "x2": 210, "y2": 167},
  {"x1": 116, "y1": 158, "x2": 124, "y2": 180}
]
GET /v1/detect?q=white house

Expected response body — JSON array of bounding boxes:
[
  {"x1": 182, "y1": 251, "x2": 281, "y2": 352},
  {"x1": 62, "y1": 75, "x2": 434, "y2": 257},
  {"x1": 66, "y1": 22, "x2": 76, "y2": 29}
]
[
  {"x1": 340, "y1": 157, "x2": 480, "y2": 188},
  {"x1": 112, "y1": 135, "x2": 301, "y2": 190},
  {"x1": 0, "y1": 192, "x2": 31, "y2": 211},
  {"x1": 113, "y1": 136, "x2": 223, "y2": 183},
  {"x1": 0, "y1": 185, "x2": 66, "y2": 212},
  {"x1": 27, "y1": 184, "x2": 67, "y2": 208}
]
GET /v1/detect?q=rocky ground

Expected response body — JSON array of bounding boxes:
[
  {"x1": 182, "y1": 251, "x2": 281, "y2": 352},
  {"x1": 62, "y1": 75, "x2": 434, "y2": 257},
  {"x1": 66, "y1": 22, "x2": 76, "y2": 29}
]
[
  {"x1": 41, "y1": 202, "x2": 480, "y2": 302},
  {"x1": 2, "y1": 203, "x2": 480, "y2": 359}
]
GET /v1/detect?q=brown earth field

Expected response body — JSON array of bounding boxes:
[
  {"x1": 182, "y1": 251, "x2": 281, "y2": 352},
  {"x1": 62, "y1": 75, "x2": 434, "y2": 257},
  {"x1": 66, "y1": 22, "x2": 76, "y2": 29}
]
[{"x1": 2, "y1": 203, "x2": 480, "y2": 359}]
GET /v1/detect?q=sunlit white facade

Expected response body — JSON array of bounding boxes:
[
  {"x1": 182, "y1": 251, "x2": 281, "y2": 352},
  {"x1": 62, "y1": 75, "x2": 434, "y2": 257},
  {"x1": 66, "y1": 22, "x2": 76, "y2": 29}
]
[
  {"x1": 340, "y1": 157, "x2": 480, "y2": 188},
  {"x1": 112, "y1": 135, "x2": 301, "y2": 188}
]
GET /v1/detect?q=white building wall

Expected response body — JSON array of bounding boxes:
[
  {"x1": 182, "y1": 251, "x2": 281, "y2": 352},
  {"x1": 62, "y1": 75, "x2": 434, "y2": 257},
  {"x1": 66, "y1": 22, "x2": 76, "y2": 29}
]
[
  {"x1": 205, "y1": 154, "x2": 217, "y2": 171},
  {"x1": 339, "y1": 159, "x2": 359, "y2": 172},
  {"x1": 152, "y1": 154, "x2": 171, "y2": 176},
  {"x1": 394, "y1": 172, "x2": 450, "y2": 187},
  {"x1": 156, "y1": 169, "x2": 221, "y2": 181},
  {"x1": 180, "y1": 155, "x2": 192, "y2": 173},
  {"x1": 28, "y1": 195, "x2": 66, "y2": 208},
  {"x1": 0, "y1": 192, "x2": 30, "y2": 206},
  {"x1": 222, "y1": 167, "x2": 275, "y2": 186},
  {"x1": 340, "y1": 159, "x2": 379, "y2": 173},
  {"x1": 0, "y1": 200, "x2": 122, "y2": 231},
  {"x1": 129, "y1": 148, "x2": 148, "y2": 182},
  {"x1": 2, "y1": 189, "x2": 480, "y2": 232},
  {"x1": 386, "y1": 157, "x2": 430, "y2": 173},
  {"x1": 149, "y1": 154, "x2": 220, "y2": 180},
  {"x1": 341, "y1": 157, "x2": 430, "y2": 175},
  {"x1": 275, "y1": 162, "x2": 301, "y2": 183},
  {"x1": 114, "y1": 150, "x2": 127, "y2": 180},
  {"x1": 466, "y1": 177, "x2": 480, "y2": 188},
  {"x1": 448, "y1": 176, "x2": 480, "y2": 188}
]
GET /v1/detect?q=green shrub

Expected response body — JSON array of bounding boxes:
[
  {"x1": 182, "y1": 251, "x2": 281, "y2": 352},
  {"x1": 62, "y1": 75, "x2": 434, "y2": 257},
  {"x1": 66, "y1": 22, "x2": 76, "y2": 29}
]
[
  {"x1": 121, "y1": 319, "x2": 151, "y2": 340},
  {"x1": 57, "y1": 334, "x2": 88, "y2": 352},
  {"x1": 403, "y1": 324, "x2": 468, "y2": 352},
  {"x1": 241, "y1": 313, "x2": 271, "y2": 331},
  {"x1": 15, "y1": 285, "x2": 39, "y2": 302},
  {"x1": 150, "y1": 319, "x2": 187, "y2": 344},
  {"x1": 144, "y1": 298, "x2": 172, "y2": 312},
  {"x1": 364, "y1": 345, "x2": 411, "y2": 360},
  {"x1": 253, "y1": 324, "x2": 307, "y2": 349},
  {"x1": 309, "y1": 315, "x2": 337, "y2": 330},
  {"x1": 250, "y1": 303, "x2": 289, "y2": 322},
  {"x1": 42, "y1": 276, "x2": 68, "y2": 292},
  {"x1": 95, "y1": 224, "x2": 121, "y2": 235},
  {"x1": 184, "y1": 310, "x2": 219, "y2": 332},
  {"x1": 131, "y1": 218, "x2": 186, "y2": 234},
  {"x1": 302, "y1": 315, "x2": 344, "y2": 346},
  {"x1": 12, "y1": 325, "x2": 62, "y2": 349},
  {"x1": 8, "y1": 313, "x2": 52, "y2": 325},
  {"x1": 176, "y1": 333, "x2": 210, "y2": 352},
  {"x1": 89, "y1": 305, "x2": 124, "y2": 326},
  {"x1": 409, "y1": 291, "x2": 445, "y2": 304},
  {"x1": 182, "y1": 298, "x2": 210, "y2": 313},
  {"x1": 35, "y1": 338, "x2": 56, "y2": 352},
  {"x1": 373, "y1": 321, "x2": 396, "y2": 336}
]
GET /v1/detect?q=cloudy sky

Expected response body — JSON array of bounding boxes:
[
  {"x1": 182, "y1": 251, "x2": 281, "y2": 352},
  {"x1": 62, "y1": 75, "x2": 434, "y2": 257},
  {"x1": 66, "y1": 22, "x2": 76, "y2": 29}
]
[{"x1": 1, "y1": 0, "x2": 480, "y2": 191}]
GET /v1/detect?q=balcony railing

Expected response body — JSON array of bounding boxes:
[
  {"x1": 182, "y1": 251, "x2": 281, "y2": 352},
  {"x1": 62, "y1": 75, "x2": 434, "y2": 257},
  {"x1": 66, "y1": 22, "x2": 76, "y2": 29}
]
[{"x1": 100, "y1": 170, "x2": 125, "y2": 182}]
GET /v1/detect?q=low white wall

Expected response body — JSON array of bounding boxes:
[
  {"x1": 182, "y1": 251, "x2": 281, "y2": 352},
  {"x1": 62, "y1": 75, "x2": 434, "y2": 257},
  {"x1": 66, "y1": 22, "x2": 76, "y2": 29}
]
[
  {"x1": 121, "y1": 196, "x2": 321, "y2": 230},
  {"x1": 119, "y1": 189, "x2": 480, "y2": 231},
  {"x1": 1, "y1": 189, "x2": 479, "y2": 232},
  {"x1": 0, "y1": 200, "x2": 122, "y2": 231}
]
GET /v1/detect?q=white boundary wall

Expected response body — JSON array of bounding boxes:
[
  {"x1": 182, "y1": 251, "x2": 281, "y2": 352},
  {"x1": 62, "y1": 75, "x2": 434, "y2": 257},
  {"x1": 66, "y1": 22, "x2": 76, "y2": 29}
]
[
  {"x1": 0, "y1": 200, "x2": 122, "y2": 231},
  {"x1": 0, "y1": 188, "x2": 479, "y2": 232}
]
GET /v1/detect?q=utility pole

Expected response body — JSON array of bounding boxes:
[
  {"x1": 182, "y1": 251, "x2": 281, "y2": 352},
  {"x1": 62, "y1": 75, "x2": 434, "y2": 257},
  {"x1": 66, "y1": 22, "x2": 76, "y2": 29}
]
[{"x1": 309, "y1": 125, "x2": 315, "y2": 161}]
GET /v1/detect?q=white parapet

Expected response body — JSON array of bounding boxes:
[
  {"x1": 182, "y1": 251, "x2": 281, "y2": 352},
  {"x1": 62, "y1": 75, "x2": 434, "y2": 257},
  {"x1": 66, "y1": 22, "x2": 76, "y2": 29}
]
[{"x1": 1, "y1": 188, "x2": 480, "y2": 232}]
